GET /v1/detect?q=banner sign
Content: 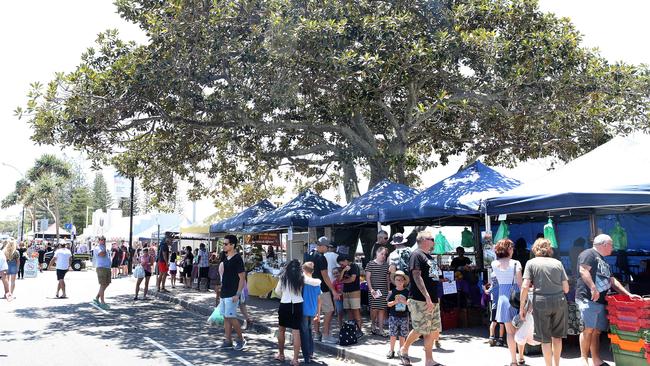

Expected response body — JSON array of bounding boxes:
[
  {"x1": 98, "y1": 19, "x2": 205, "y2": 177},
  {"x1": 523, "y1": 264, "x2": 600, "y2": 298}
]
[
  {"x1": 113, "y1": 173, "x2": 131, "y2": 199},
  {"x1": 244, "y1": 233, "x2": 281, "y2": 246}
]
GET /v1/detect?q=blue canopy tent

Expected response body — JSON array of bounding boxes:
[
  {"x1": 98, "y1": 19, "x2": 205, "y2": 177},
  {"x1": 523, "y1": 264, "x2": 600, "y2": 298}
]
[
  {"x1": 247, "y1": 190, "x2": 342, "y2": 230},
  {"x1": 383, "y1": 161, "x2": 521, "y2": 224},
  {"x1": 210, "y1": 199, "x2": 277, "y2": 233},
  {"x1": 486, "y1": 133, "x2": 650, "y2": 216},
  {"x1": 309, "y1": 179, "x2": 419, "y2": 227}
]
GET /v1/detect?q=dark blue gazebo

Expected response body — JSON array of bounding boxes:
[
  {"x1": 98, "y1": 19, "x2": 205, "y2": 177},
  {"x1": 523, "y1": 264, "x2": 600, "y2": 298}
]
[
  {"x1": 309, "y1": 179, "x2": 418, "y2": 227},
  {"x1": 383, "y1": 161, "x2": 521, "y2": 223},
  {"x1": 210, "y1": 199, "x2": 277, "y2": 233},
  {"x1": 246, "y1": 190, "x2": 342, "y2": 230}
]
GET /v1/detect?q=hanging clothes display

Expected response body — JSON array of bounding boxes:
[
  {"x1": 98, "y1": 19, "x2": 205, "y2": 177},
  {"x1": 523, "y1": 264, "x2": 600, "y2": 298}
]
[
  {"x1": 544, "y1": 218, "x2": 558, "y2": 248},
  {"x1": 461, "y1": 227, "x2": 474, "y2": 248},
  {"x1": 494, "y1": 221, "x2": 509, "y2": 243},
  {"x1": 433, "y1": 231, "x2": 452, "y2": 255},
  {"x1": 609, "y1": 221, "x2": 628, "y2": 251}
]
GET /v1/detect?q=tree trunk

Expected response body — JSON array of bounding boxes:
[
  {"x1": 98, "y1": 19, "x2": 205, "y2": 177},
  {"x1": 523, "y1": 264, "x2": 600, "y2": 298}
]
[{"x1": 340, "y1": 159, "x2": 361, "y2": 203}]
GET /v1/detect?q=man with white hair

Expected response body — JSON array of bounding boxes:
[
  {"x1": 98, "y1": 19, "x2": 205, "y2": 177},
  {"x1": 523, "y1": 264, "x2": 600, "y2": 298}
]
[{"x1": 576, "y1": 234, "x2": 640, "y2": 366}]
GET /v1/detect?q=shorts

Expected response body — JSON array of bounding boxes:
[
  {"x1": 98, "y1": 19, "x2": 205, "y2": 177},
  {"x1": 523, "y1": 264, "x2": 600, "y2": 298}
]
[
  {"x1": 199, "y1": 267, "x2": 209, "y2": 278},
  {"x1": 577, "y1": 298, "x2": 608, "y2": 332},
  {"x1": 490, "y1": 308, "x2": 498, "y2": 323},
  {"x1": 343, "y1": 290, "x2": 361, "y2": 310},
  {"x1": 407, "y1": 299, "x2": 441, "y2": 334},
  {"x1": 7, "y1": 261, "x2": 18, "y2": 275},
  {"x1": 111, "y1": 261, "x2": 119, "y2": 268},
  {"x1": 217, "y1": 296, "x2": 239, "y2": 318},
  {"x1": 56, "y1": 269, "x2": 68, "y2": 280},
  {"x1": 279, "y1": 302, "x2": 303, "y2": 329},
  {"x1": 335, "y1": 299, "x2": 344, "y2": 314},
  {"x1": 319, "y1": 292, "x2": 334, "y2": 313},
  {"x1": 532, "y1": 294, "x2": 568, "y2": 343},
  {"x1": 183, "y1": 265, "x2": 192, "y2": 277},
  {"x1": 170, "y1": 270, "x2": 177, "y2": 275},
  {"x1": 158, "y1": 262, "x2": 168, "y2": 274},
  {"x1": 144, "y1": 270, "x2": 152, "y2": 277},
  {"x1": 389, "y1": 315, "x2": 409, "y2": 338},
  {"x1": 96, "y1": 267, "x2": 111, "y2": 286}
]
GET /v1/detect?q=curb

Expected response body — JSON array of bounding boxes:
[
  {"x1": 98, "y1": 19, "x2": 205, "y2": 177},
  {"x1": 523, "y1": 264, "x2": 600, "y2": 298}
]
[{"x1": 152, "y1": 291, "x2": 392, "y2": 366}]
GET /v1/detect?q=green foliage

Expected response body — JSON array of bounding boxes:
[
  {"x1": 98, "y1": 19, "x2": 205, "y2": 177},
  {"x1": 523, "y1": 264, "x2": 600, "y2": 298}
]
[
  {"x1": 19, "y1": 0, "x2": 650, "y2": 206},
  {"x1": 92, "y1": 173, "x2": 113, "y2": 211},
  {"x1": 1, "y1": 155, "x2": 72, "y2": 241},
  {"x1": 69, "y1": 187, "x2": 93, "y2": 229}
]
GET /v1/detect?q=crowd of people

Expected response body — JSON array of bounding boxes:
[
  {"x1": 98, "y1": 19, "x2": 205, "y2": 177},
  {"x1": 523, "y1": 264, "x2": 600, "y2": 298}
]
[{"x1": 0, "y1": 228, "x2": 641, "y2": 366}]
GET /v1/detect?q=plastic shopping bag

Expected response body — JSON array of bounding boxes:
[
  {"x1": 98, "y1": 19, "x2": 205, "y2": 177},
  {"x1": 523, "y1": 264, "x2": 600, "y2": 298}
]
[
  {"x1": 133, "y1": 265, "x2": 145, "y2": 279},
  {"x1": 207, "y1": 306, "x2": 224, "y2": 326},
  {"x1": 515, "y1": 313, "x2": 540, "y2": 346}
]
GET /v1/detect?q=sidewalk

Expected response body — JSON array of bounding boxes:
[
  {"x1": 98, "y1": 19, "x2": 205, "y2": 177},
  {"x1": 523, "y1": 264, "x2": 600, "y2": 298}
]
[{"x1": 153, "y1": 285, "x2": 617, "y2": 366}]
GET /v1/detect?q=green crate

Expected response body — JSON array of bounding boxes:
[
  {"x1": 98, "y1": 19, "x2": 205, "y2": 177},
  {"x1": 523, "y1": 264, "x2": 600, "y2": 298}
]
[
  {"x1": 611, "y1": 344, "x2": 647, "y2": 366},
  {"x1": 610, "y1": 324, "x2": 650, "y2": 342}
]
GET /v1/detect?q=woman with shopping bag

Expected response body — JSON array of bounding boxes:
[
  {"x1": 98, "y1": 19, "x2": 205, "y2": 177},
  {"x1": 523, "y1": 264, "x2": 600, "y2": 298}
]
[{"x1": 520, "y1": 238, "x2": 569, "y2": 366}]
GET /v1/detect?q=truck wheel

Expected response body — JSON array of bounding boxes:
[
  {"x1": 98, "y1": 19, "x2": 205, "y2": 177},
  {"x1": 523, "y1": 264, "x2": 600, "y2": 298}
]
[{"x1": 72, "y1": 261, "x2": 82, "y2": 271}]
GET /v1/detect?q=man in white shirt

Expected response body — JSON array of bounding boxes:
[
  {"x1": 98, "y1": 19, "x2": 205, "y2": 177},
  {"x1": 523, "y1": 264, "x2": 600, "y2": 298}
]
[{"x1": 50, "y1": 243, "x2": 72, "y2": 298}]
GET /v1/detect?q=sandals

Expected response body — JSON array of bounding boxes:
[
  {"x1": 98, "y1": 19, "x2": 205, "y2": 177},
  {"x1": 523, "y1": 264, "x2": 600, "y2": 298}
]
[
  {"x1": 518, "y1": 358, "x2": 526, "y2": 365},
  {"x1": 399, "y1": 353, "x2": 412, "y2": 366},
  {"x1": 274, "y1": 354, "x2": 285, "y2": 362}
]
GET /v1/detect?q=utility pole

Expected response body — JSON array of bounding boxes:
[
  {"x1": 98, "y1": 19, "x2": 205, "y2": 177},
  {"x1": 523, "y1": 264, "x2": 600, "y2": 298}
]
[{"x1": 128, "y1": 176, "x2": 135, "y2": 275}]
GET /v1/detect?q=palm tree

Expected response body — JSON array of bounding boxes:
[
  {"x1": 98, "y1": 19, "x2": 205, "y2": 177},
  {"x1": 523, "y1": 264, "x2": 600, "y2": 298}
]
[{"x1": 2, "y1": 155, "x2": 71, "y2": 243}]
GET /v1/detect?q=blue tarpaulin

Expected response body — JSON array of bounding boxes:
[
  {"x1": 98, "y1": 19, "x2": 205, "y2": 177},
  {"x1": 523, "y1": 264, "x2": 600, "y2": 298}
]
[
  {"x1": 486, "y1": 133, "x2": 650, "y2": 215},
  {"x1": 246, "y1": 190, "x2": 342, "y2": 229},
  {"x1": 309, "y1": 179, "x2": 418, "y2": 227},
  {"x1": 210, "y1": 199, "x2": 276, "y2": 233},
  {"x1": 383, "y1": 161, "x2": 521, "y2": 222}
]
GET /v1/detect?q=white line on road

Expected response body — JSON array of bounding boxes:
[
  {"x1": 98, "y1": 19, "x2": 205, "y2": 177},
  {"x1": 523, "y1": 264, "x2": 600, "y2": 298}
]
[
  {"x1": 168, "y1": 347, "x2": 209, "y2": 352},
  {"x1": 145, "y1": 337, "x2": 195, "y2": 366},
  {"x1": 89, "y1": 302, "x2": 109, "y2": 314}
]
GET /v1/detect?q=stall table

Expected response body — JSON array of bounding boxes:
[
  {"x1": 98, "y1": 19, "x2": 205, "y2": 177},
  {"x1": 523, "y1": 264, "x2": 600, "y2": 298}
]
[{"x1": 247, "y1": 272, "x2": 280, "y2": 299}]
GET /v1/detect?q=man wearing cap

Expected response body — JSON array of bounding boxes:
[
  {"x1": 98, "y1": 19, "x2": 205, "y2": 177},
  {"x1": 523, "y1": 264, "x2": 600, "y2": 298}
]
[
  {"x1": 388, "y1": 233, "x2": 412, "y2": 279},
  {"x1": 400, "y1": 229, "x2": 443, "y2": 366},
  {"x1": 313, "y1": 236, "x2": 339, "y2": 344},
  {"x1": 93, "y1": 236, "x2": 112, "y2": 309}
]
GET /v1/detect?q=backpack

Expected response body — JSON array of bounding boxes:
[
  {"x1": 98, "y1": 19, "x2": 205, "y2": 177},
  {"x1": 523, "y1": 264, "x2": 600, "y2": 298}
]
[
  {"x1": 393, "y1": 248, "x2": 411, "y2": 276},
  {"x1": 338, "y1": 320, "x2": 358, "y2": 346}
]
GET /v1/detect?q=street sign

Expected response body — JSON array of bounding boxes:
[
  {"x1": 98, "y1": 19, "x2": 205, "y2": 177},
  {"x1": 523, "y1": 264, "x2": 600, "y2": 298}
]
[{"x1": 24, "y1": 259, "x2": 38, "y2": 278}]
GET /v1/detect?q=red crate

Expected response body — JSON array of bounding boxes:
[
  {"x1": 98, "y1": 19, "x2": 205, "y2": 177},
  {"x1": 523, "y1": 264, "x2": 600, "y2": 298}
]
[
  {"x1": 607, "y1": 294, "x2": 650, "y2": 313},
  {"x1": 609, "y1": 307, "x2": 650, "y2": 322},
  {"x1": 607, "y1": 314, "x2": 650, "y2": 333}
]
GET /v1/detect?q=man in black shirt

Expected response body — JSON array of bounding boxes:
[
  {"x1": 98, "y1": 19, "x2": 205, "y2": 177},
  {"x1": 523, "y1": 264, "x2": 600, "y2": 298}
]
[
  {"x1": 312, "y1": 236, "x2": 338, "y2": 344},
  {"x1": 576, "y1": 234, "x2": 639, "y2": 366},
  {"x1": 370, "y1": 230, "x2": 389, "y2": 264},
  {"x1": 218, "y1": 234, "x2": 247, "y2": 351},
  {"x1": 400, "y1": 229, "x2": 443, "y2": 366},
  {"x1": 450, "y1": 246, "x2": 472, "y2": 271}
]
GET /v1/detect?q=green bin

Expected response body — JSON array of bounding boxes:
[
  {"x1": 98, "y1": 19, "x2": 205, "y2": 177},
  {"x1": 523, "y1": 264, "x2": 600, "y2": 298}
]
[{"x1": 611, "y1": 344, "x2": 647, "y2": 366}]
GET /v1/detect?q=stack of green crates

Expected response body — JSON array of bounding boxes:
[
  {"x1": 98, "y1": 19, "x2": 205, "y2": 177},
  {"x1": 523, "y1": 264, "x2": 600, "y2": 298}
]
[
  {"x1": 606, "y1": 294, "x2": 650, "y2": 365},
  {"x1": 609, "y1": 325, "x2": 648, "y2": 366}
]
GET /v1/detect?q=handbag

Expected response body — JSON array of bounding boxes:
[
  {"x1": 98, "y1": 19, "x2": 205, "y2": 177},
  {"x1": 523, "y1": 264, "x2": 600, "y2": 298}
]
[{"x1": 509, "y1": 264, "x2": 521, "y2": 309}]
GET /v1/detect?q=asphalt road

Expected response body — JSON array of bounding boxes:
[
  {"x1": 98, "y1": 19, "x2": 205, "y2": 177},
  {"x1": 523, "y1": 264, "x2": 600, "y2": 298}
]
[{"x1": 0, "y1": 269, "x2": 358, "y2": 366}]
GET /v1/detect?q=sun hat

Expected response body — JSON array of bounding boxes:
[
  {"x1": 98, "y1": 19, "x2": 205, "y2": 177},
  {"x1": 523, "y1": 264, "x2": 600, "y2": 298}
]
[
  {"x1": 390, "y1": 270, "x2": 410, "y2": 286},
  {"x1": 390, "y1": 233, "x2": 407, "y2": 245}
]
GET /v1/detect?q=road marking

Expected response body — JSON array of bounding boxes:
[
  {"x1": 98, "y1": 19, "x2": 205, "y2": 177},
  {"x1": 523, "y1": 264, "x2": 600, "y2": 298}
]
[
  {"x1": 168, "y1": 347, "x2": 208, "y2": 352},
  {"x1": 89, "y1": 302, "x2": 109, "y2": 314},
  {"x1": 145, "y1": 337, "x2": 195, "y2": 366}
]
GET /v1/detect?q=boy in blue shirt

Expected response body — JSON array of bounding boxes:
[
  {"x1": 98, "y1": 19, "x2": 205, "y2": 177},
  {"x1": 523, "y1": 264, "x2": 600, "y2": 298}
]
[{"x1": 301, "y1": 261, "x2": 321, "y2": 364}]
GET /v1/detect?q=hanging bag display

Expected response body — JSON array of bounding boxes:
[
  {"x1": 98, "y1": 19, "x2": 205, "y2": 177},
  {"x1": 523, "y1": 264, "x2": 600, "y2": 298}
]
[
  {"x1": 543, "y1": 218, "x2": 558, "y2": 248},
  {"x1": 494, "y1": 221, "x2": 509, "y2": 243},
  {"x1": 461, "y1": 228, "x2": 474, "y2": 248}
]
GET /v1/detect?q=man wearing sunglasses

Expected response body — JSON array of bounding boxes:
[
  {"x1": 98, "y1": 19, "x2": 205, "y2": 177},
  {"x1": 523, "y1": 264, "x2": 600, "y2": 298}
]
[{"x1": 217, "y1": 234, "x2": 247, "y2": 351}]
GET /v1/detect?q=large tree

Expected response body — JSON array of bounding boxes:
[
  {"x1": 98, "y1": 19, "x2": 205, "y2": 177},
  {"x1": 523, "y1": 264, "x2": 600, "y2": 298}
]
[
  {"x1": 91, "y1": 173, "x2": 113, "y2": 212},
  {"x1": 19, "y1": 1, "x2": 649, "y2": 222}
]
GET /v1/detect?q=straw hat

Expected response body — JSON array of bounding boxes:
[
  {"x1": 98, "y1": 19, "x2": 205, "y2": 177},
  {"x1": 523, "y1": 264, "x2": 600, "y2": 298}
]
[{"x1": 390, "y1": 270, "x2": 410, "y2": 286}]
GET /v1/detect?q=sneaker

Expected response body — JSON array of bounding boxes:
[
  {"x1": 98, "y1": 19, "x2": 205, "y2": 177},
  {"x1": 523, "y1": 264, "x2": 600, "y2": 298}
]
[
  {"x1": 322, "y1": 336, "x2": 338, "y2": 344},
  {"x1": 386, "y1": 350, "x2": 395, "y2": 359},
  {"x1": 356, "y1": 330, "x2": 364, "y2": 339},
  {"x1": 218, "y1": 340, "x2": 233, "y2": 349},
  {"x1": 315, "y1": 332, "x2": 322, "y2": 342},
  {"x1": 488, "y1": 337, "x2": 496, "y2": 347},
  {"x1": 233, "y1": 338, "x2": 246, "y2": 351},
  {"x1": 92, "y1": 298, "x2": 100, "y2": 306},
  {"x1": 496, "y1": 338, "x2": 505, "y2": 347},
  {"x1": 99, "y1": 302, "x2": 110, "y2": 310}
]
